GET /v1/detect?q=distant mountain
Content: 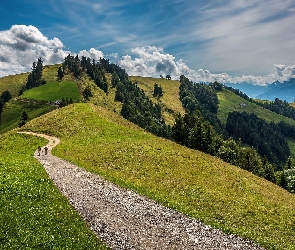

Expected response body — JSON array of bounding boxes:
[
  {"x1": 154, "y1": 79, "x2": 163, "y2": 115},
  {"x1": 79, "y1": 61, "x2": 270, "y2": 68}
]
[
  {"x1": 224, "y1": 82, "x2": 266, "y2": 98},
  {"x1": 256, "y1": 78, "x2": 295, "y2": 102},
  {"x1": 226, "y1": 78, "x2": 295, "y2": 102}
]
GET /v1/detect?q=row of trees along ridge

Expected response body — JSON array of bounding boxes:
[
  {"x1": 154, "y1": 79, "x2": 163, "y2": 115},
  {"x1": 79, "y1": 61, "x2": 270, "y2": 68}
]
[
  {"x1": 176, "y1": 75, "x2": 295, "y2": 193},
  {"x1": 61, "y1": 54, "x2": 170, "y2": 138},
  {"x1": 59, "y1": 55, "x2": 295, "y2": 193}
]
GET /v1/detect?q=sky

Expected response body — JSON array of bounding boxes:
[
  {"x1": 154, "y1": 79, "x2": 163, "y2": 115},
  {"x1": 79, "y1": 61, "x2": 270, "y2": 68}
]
[{"x1": 1, "y1": 0, "x2": 295, "y2": 85}]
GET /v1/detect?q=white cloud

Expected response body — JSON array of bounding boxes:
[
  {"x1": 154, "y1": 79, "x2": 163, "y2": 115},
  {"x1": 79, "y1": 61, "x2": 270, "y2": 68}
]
[
  {"x1": 0, "y1": 25, "x2": 107, "y2": 77},
  {"x1": 78, "y1": 48, "x2": 104, "y2": 61},
  {"x1": 119, "y1": 46, "x2": 295, "y2": 86},
  {"x1": 0, "y1": 25, "x2": 68, "y2": 77},
  {"x1": 1, "y1": 25, "x2": 295, "y2": 87}
]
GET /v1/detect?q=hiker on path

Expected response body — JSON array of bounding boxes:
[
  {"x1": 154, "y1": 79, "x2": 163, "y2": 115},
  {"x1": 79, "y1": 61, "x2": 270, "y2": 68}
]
[
  {"x1": 44, "y1": 146, "x2": 48, "y2": 155},
  {"x1": 38, "y1": 146, "x2": 41, "y2": 156}
]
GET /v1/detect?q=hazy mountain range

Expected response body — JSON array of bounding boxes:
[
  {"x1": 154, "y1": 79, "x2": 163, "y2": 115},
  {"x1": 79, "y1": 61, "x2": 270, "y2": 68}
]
[{"x1": 225, "y1": 78, "x2": 295, "y2": 102}]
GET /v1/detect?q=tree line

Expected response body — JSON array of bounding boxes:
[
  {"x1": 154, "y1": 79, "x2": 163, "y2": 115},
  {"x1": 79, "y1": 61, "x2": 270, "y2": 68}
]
[
  {"x1": 171, "y1": 111, "x2": 277, "y2": 184},
  {"x1": 179, "y1": 75, "x2": 223, "y2": 134},
  {"x1": 19, "y1": 58, "x2": 46, "y2": 95},
  {"x1": 225, "y1": 111, "x2": 290, "y2": 169},
  {"x1": 61, "y1": 54, "x2": 171, "y2": 138},
  {"x1": 176, "y1": 75, "x2": 295, "y2": 192}
]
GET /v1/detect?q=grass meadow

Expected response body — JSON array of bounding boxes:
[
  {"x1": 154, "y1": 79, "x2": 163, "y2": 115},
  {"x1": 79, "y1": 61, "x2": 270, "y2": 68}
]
[
  {"x1": 0, "y1": 131, "x2": 107, "y2": 249},
  {"x1": 0, "y1": 99, "x2": 55, "y2": 134},
  {"x1": 217, "y1": 89, "x2": 295, "y2": 125},
  {"x1": 19, "y1": 103, "x2": 295, "y2": 250},
  {"x1": 130, "y1": 76, "x2": 185, "y2": 125},
  {"x1": 21, "y1": 80, "x2": 82, "y2": 102},
  {"x1": 0, "y1": 73, "x2": 29, "y2": 98}
]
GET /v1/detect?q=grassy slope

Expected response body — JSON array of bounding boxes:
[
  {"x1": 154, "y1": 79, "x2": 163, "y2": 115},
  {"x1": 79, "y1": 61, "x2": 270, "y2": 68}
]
[
  {"x1": 77, "y1": 73, "x2": 122, "y2": 113},
  {"x1": 19, "y1": 103, "x2": 295, "y2": 250},
  {"x1": 0, "y1": 99, "x2": 55, "y2": 134},
  {"x1": 21, "y1": 80, "x2": 82, "y2": 101},
  {"x1": 0, "y1": 72, "x2": 29, "y2": 97},
  {"x1": 0, "y1": 131, "x2": 106, "y2": 249},
  {"x1": 217, "y1": 89, "x2": 295, "y2": 125},
  {"x1": 129, "y1": 76, "x2": 185, "y2": 125},
  {"x1": 218, "y1": 89, "x2": 295, "y2": 158},
  {"x1": 0, "y1": 65, "x2": 82, "y2": 134}
]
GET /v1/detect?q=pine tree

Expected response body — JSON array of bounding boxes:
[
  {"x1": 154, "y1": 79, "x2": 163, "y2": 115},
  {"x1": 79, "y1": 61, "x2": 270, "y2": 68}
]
[
  {"x1": 25, "y1": 58, "x2": 46, "y2": 90},
  {"x1": 1, "y1": 90, "x2": 12, "y2": 103},
  {"x1": 18, "y1": 111, "x2": 28, "y2": 127},
  {"x1": 57, "y1": 66, "x2": 64, "y2": 80}
]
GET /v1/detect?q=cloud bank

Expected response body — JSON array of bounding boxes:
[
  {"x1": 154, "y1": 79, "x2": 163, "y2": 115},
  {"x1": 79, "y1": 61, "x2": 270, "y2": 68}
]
[
  {"x1": 0, "y1": 25, "x2": 67, "y2": 76},
  {"x1": 0, "y1": 25, "x2": 104, "y2": 77},
  {"x1": 118, "y1": 46, "x2": 295, "y2": 86},
  {"x1": 1, "y1": 25, "x2": 295, "y2": 86}
]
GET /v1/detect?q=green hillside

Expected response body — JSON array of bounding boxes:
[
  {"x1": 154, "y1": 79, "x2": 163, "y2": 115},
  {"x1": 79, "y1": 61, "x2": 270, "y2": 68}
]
[
  {"x1": 0, "y1": 64, "x2": 82, "y2": 134},
  {"x1": 129, "y1": 76, "x2": 185, "y2": 125},
  {"x1": 2, "y1": 65, "x2": 295, "y2": 249},
  {"x1": 217, "y1": 89, "x2": 295, "y2": 125},
  {"x1": 0, "y1": 131, "x2": 107, "y2": 249},
  {"x1": 17, "y1": 103, "x2": 295, "y2": 250},
  {"x1": 21, "y1": 80, "x2": 82, "y2": 101},
  {"x1": 0, "y1": 98, "x2": 55, "y2": 134},
  {"x1": 0, "y1": 72, "x2": 29, "y2": 98}
]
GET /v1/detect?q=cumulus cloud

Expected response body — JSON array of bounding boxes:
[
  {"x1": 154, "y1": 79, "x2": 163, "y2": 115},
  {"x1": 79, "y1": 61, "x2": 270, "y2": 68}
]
[
  {"x1": 0, "y1": 25, "x2": 68, "y2": 77},
  {"x1": 78, "y1": 48, "x2": 104, "y2": 61},
  {"x1": 1, "y1": 25, "x2": 295, "y2": 87},
  {"x1": 0, "y1": 25, "x2": 106, "y2": 77},
  {"x1": 119, "y1": 46, "x2": 295, "y2": 86}
]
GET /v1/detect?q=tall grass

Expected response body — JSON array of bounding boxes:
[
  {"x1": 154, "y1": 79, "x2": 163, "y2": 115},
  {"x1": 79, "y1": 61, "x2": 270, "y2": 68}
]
[
  {"x1": 20, "y1": 103, "x2": 295, "y2": 250},
  {"x1": 0, "y1": 131, "x2": 107, "y2": 249}
]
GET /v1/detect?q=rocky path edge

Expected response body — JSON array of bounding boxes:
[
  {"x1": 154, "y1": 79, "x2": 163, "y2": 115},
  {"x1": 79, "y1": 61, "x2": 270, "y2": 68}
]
[{"x1": 17, "y1": 131, "x2": 265, "y2": 250}]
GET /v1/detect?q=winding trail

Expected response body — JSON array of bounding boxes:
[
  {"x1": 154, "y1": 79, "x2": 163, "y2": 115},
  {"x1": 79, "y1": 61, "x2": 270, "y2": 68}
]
[{"x1": 18, "y1": 131, "x2": 264, "y2": 250}]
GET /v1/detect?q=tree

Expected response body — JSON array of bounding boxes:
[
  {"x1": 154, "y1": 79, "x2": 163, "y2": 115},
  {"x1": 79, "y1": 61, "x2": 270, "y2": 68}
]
[
  {"x1": 57, "y1": 66, "x2": 64, "y2": 80},
  {"x1": 25, "y1": 58, "x2": 46, "y2": 90},
  {"x1": 83, "y1": 86, "x2": 93, "y2": 100},
  {"x1": 1, "y1": 90, "x2": 12, "y2": 103},
  {"x1": 153, "y1": 83, "x2": 163, "y2": 98},
  {"x1": 0, "y1": 99, "x2": 4, "y2": 123},
  {"x1": 18, "y1": 111, "x2": 28, "y2": 127},
  {"x1": 209, "y1": 81, "x2": 223, "y2": 91},
  {"x1": 285, "y1": 156, "x2": 293, "y2": 170},
  {"x1": 166, "y1": 75, "x2": 171, "y2": 80}
]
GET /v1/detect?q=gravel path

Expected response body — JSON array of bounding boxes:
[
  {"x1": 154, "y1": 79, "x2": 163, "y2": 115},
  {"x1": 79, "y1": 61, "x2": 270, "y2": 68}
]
[{"x1": 19, "y1": 132, "x2": 265, "y2": 250}]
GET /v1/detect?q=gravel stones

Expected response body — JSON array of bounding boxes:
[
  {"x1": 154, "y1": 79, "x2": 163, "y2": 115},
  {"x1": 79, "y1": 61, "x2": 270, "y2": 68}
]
[{"x1": 25, "y1": 132, "x2": 265, "y2": 250}]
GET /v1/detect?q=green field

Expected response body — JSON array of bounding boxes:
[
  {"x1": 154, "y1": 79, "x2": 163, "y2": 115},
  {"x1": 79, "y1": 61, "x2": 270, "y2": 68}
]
[
  {"x1": 0, "y1": 131, "x2": 107, "y2": 249},
  {"x1": 19, "y1": 103, "x2": 295, "y2": 250},
  {"x1": 21, "y1": 80, "x2": 82, "y2": 101},
  {"x1": 0, "y1": 99, "x2": 55, "y2": 134},
  {"x1": 217, "y1": 89, "x2": 295, "y2": 125}
]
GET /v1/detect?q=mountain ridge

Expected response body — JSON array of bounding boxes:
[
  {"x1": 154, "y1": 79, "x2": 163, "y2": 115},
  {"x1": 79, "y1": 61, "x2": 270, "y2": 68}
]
[{"x1": 1, "y1": 63, "x2": 295, "y2": 249}]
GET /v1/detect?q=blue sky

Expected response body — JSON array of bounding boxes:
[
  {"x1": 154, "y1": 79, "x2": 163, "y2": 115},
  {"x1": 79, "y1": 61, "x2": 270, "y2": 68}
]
[{"x1": 1, "y1": 0, "x2": 295, "y2": 85}]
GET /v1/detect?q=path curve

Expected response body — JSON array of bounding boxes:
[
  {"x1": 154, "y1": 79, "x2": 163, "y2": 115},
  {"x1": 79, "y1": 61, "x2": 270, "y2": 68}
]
[{"x1": 18, "y1": 131, "x2": 264, "y2": 250}]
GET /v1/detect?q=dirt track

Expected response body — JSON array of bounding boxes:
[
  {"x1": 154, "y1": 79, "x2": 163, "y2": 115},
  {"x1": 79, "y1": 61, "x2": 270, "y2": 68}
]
[{"x1": 18, "y1": 131, "x2": 265, "y2": 250}]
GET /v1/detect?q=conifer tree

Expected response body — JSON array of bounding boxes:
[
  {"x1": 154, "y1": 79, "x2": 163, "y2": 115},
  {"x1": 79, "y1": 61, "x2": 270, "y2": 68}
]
[
  {"x1": 57, "y1": 66, "x2": 64, "y2": 80},
  {"x1": 18, "y1": 111, "x2": 28, "y2": 127}
]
